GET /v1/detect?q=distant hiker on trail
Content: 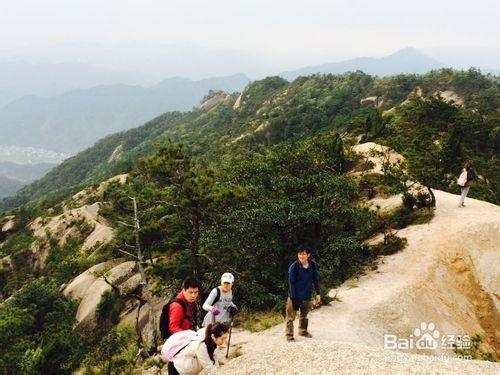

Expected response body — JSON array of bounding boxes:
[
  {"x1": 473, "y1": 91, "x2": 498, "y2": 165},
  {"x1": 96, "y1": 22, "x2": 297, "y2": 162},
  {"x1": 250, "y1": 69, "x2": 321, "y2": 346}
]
[
  {"x1": 160, "y1": 278, "x2": 200, "y2": 343},
  {"x1": 286, "y1": 245, "x2": 320, "y2": 342},
  {"x1": 202, "y1": 273, "x2": 238, "y2": 327},
  {"x1": 457, "y1": 162, "x2": 477, "y2": 207},
  {"x1": 166, "y1": 322, "x2": 229, "y2": 375}
]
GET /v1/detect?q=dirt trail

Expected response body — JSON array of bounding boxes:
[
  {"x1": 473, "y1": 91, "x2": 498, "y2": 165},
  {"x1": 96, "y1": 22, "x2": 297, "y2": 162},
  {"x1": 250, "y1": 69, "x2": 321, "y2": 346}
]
[{"x1": 218, "y1": 190, "x2": 499, "y2": 374}]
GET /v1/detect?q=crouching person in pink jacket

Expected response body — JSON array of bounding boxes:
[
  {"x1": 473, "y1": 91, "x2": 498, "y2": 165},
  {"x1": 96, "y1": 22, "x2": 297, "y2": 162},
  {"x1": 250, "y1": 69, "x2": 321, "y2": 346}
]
[{"x1": 171, "y1": 323, "x2": 229, "y2": 375}]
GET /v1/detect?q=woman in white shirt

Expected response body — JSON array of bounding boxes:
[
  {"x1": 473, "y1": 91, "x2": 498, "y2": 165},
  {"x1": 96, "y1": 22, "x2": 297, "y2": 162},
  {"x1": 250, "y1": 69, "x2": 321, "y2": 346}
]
[
  {"x1": 202, "y1": 273, "x2": 238, "y2": 327},
  {"x1": 171, "y1": 322, "x2": 229, "y2": 375}
]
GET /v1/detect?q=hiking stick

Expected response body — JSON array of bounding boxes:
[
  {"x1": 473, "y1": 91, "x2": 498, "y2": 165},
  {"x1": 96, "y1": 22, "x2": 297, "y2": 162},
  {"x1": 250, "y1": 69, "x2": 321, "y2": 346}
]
[{"x1": 225, "y1": 318, "x2": 234, "y2": 359}]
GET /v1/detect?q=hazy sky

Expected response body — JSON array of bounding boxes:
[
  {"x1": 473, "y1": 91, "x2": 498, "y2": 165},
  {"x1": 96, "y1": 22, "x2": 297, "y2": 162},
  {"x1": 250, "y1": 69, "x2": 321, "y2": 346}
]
[{"x1": 1, "y1": 0, "x2": 499, "y2": 76}]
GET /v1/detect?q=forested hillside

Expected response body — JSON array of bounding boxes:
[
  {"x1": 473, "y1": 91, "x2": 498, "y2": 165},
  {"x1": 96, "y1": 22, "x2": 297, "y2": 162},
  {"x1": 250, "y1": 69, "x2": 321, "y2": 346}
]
[
  {"x1": 2, "y1": 68, "x2": 498, "y2": 213},
  {"x1": 0, "y1": 68, "x2": 498, "y2": 373}
]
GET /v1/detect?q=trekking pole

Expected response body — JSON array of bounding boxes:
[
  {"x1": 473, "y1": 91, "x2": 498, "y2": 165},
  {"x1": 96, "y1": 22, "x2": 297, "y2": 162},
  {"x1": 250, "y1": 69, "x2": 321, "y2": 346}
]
[{"x1": 225, "y1": 318, "x2": 234, "y2": 359}]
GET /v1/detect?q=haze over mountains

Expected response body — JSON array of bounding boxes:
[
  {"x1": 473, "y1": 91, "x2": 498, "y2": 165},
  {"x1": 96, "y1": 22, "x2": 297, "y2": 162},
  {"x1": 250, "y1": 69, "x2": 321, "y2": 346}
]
[
  {"x1": 280, "y1": 47, "x2": 444, "y2": 80},
  {"x1": 1, "y1": 47, "x2": 453, "y2": 155},
  {"x1": 0, "y1": 73, "x2": 250, "y2": 154},
  {"x1": 0, "y1": 47, "x2": 498, "y2": 198}
]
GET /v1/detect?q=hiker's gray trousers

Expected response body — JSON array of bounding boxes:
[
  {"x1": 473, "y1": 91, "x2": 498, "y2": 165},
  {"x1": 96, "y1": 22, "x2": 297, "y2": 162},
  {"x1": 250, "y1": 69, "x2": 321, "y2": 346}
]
[
  {"x1": 285, "y1": 297, "x2": 310, "y2": 337},
  {"x1": 459, "y1": 185, "x2": 471, "y2": 206}
]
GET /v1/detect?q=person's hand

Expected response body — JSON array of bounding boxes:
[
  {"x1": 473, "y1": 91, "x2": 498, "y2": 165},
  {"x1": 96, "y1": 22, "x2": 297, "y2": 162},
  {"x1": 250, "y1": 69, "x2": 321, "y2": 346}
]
[
  {"x1": 212, "y1": 307, "x2": 220, "y2": 316},
  {"x1": 315, "y1": 295, "x2": 321, "y2": 305},
  {"x1": 292, "y1": 298, "x2": 300, "y2": 310},
  {"x1": 227, "y1": 306, "x2": 238, "y2": 317}
]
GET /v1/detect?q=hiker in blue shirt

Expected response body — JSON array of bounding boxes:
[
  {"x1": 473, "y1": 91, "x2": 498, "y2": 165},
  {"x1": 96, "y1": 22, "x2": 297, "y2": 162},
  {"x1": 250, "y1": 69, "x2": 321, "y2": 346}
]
[{"x1": 286, "y1": 244, "x2": 320, "y2": 341}]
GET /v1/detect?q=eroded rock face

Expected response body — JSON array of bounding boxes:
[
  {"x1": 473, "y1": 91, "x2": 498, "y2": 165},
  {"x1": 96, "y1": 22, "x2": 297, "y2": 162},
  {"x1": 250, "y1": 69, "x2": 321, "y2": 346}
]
[
  {"x1": 200, "y1": 91, "x2": 229, "y2": 109},
  {"x1": 63, "y1": 260, "x2": 118, "y2": 300},
  {"x1": 108, "y1": 144, "x2": 124, "y2": 163},
  {"x1": 1, "y1": 216, "x2": 15, "y2": 232},
  {"x1": 233, "y1": 93, "x2": 243, "y2": 109},
  {"x1": 63, "y1": 260, "x2": 140, "y2": 331},
  {"x1": 360, "y1": 96, "x2": 383, "y2": 108},
  {"x1": 435, "y1": 90, "x2": 464, "y2": 106},
  {"x1": 28, "y1": 202, "x2": 115, "y2": 268},
  {"x1": 352, "y1": 142, "x2": 405, "y2": 175},
  {"x1": 72, "y1": 174, "x2": 128, "y2": 204}
]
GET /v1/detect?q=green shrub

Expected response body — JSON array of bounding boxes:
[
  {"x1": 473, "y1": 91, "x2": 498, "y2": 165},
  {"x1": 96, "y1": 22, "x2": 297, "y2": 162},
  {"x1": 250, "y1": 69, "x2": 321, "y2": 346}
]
[
  {"x1": 373, "y1": 234, "x2": 407, "y2": 255},
  {"x1": 83, "y1": 323, "x2": 137, "y2": 374},
  {"x1": 402, "y1": 193, "x2": 417, "y2": 210},
  {"x1": 454, "y1": 333, "x2": 497, "y2": 362},
  {"x1": 390, "y1": 207, "x2": 414, "y2": 229}
]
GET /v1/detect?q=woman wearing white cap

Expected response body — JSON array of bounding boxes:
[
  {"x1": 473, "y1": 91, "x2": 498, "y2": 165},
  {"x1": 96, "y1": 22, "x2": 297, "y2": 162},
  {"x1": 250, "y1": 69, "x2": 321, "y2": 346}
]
[{"x1": 202, "y1": 273, "x2": 238, "y2": 327}]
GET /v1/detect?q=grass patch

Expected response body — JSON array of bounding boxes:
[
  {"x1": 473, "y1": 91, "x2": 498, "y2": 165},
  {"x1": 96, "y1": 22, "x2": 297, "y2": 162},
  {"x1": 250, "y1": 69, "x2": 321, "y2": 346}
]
[
  {"x1": 412, "y1": 208, "x2": 434, "y2": 225},
  {"x1": 454, "y1": 333, "x2": 497, "y2": 362},
  {"x1": 372, "y1": 234, "x2": 407, "y2": 255},
  {"x1": 236, "y1": 309, "x2": 284, "y2": 332},
  {"x1": 387, "y1": 207, "x2": 435, "y2": 229}
]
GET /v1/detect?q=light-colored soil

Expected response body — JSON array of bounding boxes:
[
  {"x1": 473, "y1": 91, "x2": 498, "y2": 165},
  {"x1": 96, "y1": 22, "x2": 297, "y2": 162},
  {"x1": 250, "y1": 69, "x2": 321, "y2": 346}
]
[{"x1": 218, "y1": 190, "x2": 499, "y2": 374}]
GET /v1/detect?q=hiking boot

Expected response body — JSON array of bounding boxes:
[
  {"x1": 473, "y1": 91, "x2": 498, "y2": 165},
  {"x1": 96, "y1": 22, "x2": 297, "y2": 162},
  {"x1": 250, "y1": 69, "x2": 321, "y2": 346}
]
[
  {"x1": 286, "y1": 336, "x2": 295, "y2": 342},
  {"x1": 299, "y1": 331, "x2": 312, "y2": 338}
]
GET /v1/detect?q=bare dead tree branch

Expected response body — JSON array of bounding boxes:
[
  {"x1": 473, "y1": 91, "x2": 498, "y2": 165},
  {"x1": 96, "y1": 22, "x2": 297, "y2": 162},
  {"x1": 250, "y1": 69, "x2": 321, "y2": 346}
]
[
  {"x1": 129, "y1": 197, "x2": 159, "y2": 355},
  {"x1": 118, "y1": 249, "x2": 139, "y2": 260}
]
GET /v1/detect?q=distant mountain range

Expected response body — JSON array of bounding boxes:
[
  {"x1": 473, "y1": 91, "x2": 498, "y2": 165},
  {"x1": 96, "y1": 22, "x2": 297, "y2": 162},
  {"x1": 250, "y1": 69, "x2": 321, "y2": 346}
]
[
  {"x1": 0, "y1": 161, "x2": 56, "y2": 199},
  {"x1": 1, "y1": 47, "x2": 497, "y2": 199},
  {"x1": 0, "y1": 73, "x2": 250, "y2": 154},
  {"x1": 280, "y1": 48, "x2": 444, "y2": 80},
  {"x1": 0, "y1": 60, "x2": 151, "y2": 108}
]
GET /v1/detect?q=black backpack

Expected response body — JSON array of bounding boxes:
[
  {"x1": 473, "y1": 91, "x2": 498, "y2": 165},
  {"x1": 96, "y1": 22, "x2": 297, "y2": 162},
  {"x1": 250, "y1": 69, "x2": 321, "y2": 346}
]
[
  {"x1": 199, "y1": 286, "x2": 221, "y2": 322},
  {"x1": 159, "y1": 297, "x2": 187, "y2": 339},
  {"x1": 467, "y1": 169, "x2": 476, "y2": 181}
]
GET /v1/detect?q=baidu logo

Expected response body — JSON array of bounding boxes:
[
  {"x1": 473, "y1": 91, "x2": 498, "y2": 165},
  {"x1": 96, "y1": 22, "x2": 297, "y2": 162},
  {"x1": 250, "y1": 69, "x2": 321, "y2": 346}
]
[{"x1": 413, "y1": 322, "x2": 440, "y2": 350}]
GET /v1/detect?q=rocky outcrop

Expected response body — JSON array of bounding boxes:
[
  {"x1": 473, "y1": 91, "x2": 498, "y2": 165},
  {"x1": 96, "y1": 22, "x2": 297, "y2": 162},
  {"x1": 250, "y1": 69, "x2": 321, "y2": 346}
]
[
  {"x1": 28, "y1": 202, "x2": 114, "y2": 268},
  {"x1": 435, "y1": 90, "x2": 464, "y2": 106},
  {"x1": 352, "y1": 142, "x2": 405, "y2": 175},
  {"x1": 1, "y1": 216, "x2": 15, "y2": 232},
  {"x1": 63, "y1": 260, "x2": 140, "y2": 331},
  {"x1": 107, "y1": 144, "x2": 124, "y2": 163},
  {"x1": 233, "y1": 93, "x2": 243, "y2": 109},
  {"x1": 72, "y1": 173, "x2": 128, "y2": 204},
  {"x1": 360, "y1": 96, "x2": 383, "y2": 107},
  {"x1": 200, "y1": 91, "x2": 228, "y2": 110}
]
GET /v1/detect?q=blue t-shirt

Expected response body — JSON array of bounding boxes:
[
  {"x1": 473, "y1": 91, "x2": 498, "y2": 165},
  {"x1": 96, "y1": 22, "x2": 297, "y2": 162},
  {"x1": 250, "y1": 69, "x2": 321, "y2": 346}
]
[{"x1": 288, "y1": 260, "x2": 320, "y2": 302}]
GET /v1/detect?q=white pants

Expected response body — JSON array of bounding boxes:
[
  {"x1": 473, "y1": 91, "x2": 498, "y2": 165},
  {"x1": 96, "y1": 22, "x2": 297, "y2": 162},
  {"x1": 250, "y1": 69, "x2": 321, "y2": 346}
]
[{"x1": 459, "y1": 185, "x2": 471, "y2": 206}]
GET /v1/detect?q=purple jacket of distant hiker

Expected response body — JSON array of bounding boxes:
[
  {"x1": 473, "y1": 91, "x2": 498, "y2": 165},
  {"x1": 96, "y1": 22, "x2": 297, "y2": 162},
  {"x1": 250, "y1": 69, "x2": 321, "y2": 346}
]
[{"x1": 288, "y1": 260, "x2": 320, "y2": 302}]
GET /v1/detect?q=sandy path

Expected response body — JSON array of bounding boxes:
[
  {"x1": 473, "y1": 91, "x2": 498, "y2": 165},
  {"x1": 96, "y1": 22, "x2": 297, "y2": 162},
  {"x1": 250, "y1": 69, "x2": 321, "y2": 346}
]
[{"x1": 217, "y1": 190, "x2": 500, "y2": 374}]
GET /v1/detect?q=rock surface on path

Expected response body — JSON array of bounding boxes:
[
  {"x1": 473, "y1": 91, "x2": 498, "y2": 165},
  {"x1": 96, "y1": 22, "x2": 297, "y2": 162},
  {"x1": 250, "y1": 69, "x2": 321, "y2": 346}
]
[{"x1": 218, "y1": 190, "x2": 499, "y2": 374}]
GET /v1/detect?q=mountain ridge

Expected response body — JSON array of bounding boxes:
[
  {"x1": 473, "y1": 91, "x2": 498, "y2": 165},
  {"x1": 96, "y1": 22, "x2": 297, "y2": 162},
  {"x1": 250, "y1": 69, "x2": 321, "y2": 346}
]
[{"x1": 280, "y1": 47, "x2": 445, "y2": 80}]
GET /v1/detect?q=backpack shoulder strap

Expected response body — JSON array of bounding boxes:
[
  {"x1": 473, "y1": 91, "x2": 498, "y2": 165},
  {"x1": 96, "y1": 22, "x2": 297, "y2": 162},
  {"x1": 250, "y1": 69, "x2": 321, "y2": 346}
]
[
  {"x1": 291, "y1": 260, "x2": 300, "y2": 280},
  {"x1": 311, "y1": 260, "x2": 317, "y2": 271},
  {"x1": 171, "y1": 298, "x2": 187, "y2": 318},
  {"x1": 214, "y1": 287, "x2": 221, "y2": 303}
]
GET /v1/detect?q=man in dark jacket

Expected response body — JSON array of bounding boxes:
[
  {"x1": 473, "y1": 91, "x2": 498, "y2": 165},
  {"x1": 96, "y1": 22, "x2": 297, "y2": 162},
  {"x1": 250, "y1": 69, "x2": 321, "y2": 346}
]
[{"x1": 286, "y1": 245, "x2": 320, "y2": 341}]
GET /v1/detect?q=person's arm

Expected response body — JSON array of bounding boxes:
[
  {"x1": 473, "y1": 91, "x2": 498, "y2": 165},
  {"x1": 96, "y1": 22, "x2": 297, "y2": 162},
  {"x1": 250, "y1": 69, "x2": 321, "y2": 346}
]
[
  {"x1": 169, "y1": 301, "x2": 184, "y2": 334},
  {"x1": 195, "y1": 342, "x2": 217, "y2": 372},
  {"x1": 202, "y1": 288, "x2": 219, "y2": 312},
  {"x1": 288, "y1": 262, "x2": 298, "y2": 299},
  {"x1": 312, "y1": 261, "x2": 320, "y2": 295},
  {"x1": 312, "y1": 261, "x2": 321, "y2": 304}
]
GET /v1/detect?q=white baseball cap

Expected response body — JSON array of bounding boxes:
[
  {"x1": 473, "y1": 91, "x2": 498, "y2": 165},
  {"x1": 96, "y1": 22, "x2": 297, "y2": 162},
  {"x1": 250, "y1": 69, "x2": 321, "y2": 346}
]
[{"x1": 221, "y1": 272, "x2": 234, "y2": 284}]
